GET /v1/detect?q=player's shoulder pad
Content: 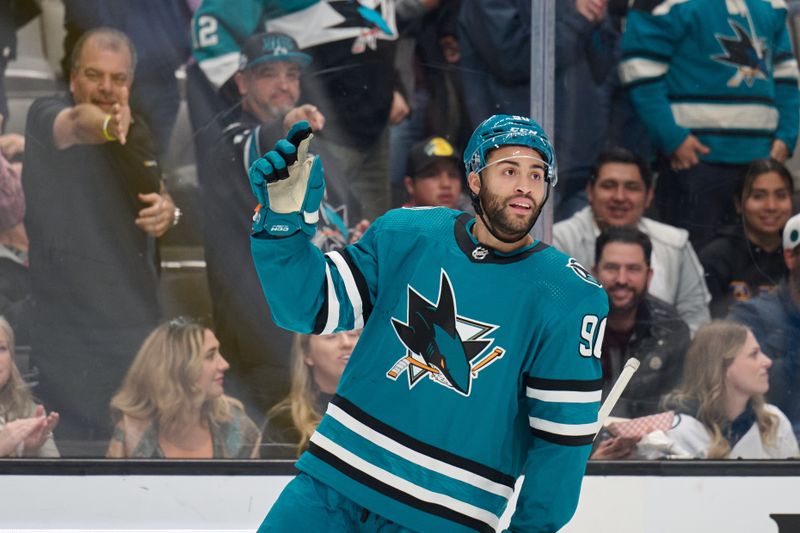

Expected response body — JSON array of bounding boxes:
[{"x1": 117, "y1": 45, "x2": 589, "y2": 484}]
[
  {"x1": 375, "y1": 206, "x2": 462, "y2": 233},
  {"x1": 641, "y1": 217, "x2": 689, "y2": 249},
  {"x1": 542, "y1": 245, "x2": 605, "y2": 296}
]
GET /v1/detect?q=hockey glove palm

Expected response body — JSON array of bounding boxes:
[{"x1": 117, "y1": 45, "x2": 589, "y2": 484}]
[{"x1": 249, "y1": 121, "x2": 325, "y2": 237}]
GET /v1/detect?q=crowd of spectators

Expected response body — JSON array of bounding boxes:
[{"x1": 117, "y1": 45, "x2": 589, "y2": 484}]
[{"x1": 0, "y1": 0, "x2": 799, "y2": 461}]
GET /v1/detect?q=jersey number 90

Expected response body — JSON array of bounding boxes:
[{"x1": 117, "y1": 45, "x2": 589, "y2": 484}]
[{"x1": 579, "y1": 315, "x2": 606, "y2": 359}]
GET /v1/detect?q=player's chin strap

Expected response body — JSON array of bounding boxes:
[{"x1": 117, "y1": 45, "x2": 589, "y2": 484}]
[{"x1": 469, "y1": 176, "x2": 552, "y2": 245}]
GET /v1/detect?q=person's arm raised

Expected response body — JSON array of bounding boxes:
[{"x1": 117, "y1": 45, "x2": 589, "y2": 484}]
[{"x1": 52, "y1": 87, "x2": 131, "y2": 150}]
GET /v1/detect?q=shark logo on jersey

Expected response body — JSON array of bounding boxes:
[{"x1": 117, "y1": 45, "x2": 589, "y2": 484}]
[
  {"x1": 713, "y1": 19, "x2": 768, "y2": 88},
  {"x1": 567, "y1": 258, "x2": 602, "y2": 288},
  {"x1": 387, "y1": 270, "x2": 505, "y2": 396}
]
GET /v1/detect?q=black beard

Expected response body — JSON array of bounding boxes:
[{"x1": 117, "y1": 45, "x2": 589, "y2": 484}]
[
  {"x1": 608, "y1": 285, "x2": 647, "y2": 313},
  {"x1": 479, "y1": 188, "x2": 540, "y2": 242}
]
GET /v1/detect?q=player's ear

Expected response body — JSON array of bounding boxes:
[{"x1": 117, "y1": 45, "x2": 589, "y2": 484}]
[{"x1": 467, "y1": 171, "x2": 481, "y2": 196}]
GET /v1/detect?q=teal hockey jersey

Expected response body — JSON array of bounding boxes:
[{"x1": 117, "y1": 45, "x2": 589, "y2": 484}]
[
  {"x1": 251, "y1": 207, "x2": 608, "y2": 533},
  {"x1": 619, "y1": 0, "x2": 800, "y2": 163}
]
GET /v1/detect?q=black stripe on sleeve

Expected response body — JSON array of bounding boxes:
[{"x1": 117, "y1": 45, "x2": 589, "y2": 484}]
[
  {"x1": 311, "y1": 275, "x2": 330, "y2": 335},
  {"x1": 526, "y1": 376, "x2": 604, "y2": 392},
  {"x1": 308, "y1": 443, "x2": 495, "y2": 533},
  {"x1": 340, "y1": 247, "x2": 373, "y2": 323},
  {"x1": 530, "y1": 428, "x2": 596, "y2": 447},
  {"x1": 623, "y1": 74, "x2": 666, "y2": 90},
  {"x1": 331, "y1": 395, "x2": 516, "y2": 488},
  {"x1": 620, "y1": 49, "x2": 672, "y2": 63},
  {"x1": 775, "y1": 52, "x2": 796, "y2": 63}
]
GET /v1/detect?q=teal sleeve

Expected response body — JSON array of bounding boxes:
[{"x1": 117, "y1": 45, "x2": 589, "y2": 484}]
[
  {"x1": 771, "y1": 16, "x2": 800, "y2": 152},
  {"x1": 509, "y1": 289, "x2": 607, "y2": 532},
  {"x1": 250, "y1": 218, "x2": 380, "y2": 334},
  {"x1": 619, "y1": 7, "x2": 690, "y2": 155}
]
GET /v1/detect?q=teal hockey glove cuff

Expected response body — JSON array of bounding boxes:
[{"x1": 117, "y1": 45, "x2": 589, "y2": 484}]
[{"x1": 249, "y1": 121, "x2": 326, "y2": 237}]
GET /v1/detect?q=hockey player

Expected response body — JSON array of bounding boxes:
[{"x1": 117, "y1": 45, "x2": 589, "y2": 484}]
[{"x1": 249, "y1": 115, "x2": 608, "y2": 532}]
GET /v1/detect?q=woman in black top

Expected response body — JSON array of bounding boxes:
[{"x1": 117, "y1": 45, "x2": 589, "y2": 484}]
[{"x1": 699, "y1": 159, "x2": 794, "y2": 318}]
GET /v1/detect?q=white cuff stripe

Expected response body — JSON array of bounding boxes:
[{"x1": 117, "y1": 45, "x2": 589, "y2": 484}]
[
  {"x1": 529, "y1": 417, "x2": 600, "y2": 436},
  {"x1": 671, "y1": 102, "x2": 778, "y2": 130},
  {"x1": 774, "y1": 59, "x2": 800, "y2": 79},
  {"x1": 653, "y1": 0, "x2": 691, "y2": 16},
  {"x1": 619, "y1": 58, "x2": 669, "y2": 84},
  {"x1": 326, "y1": 251, "x2": 364, "y2": 329},
  {"x1": 310, "y1": 432, "x2": 500, "y2": 530},
  {"x1": 198, "y1": 52, "x2": 239, "y2": 89},
  {"x1": 526, "y1": 387, "x2": 602, "y2": 403},
  {"x1": 326, "y1": 403, "x2": 513, "y2": 499},
  {"x1": 322, "y1": 264, "x2": 339, "y2": 334}
]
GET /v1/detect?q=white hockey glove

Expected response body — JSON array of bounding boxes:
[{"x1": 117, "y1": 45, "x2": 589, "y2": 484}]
[{"x1": 249, "y1": 121, "x2": 325, "y2": 237}]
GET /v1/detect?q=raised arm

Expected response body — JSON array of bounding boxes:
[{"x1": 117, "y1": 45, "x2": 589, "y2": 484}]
[
  {"x1": 52, "y1": 86, "x2": 131, "y2": 149},
  {"x1": 249, "y1": 122, "x2": 377, "y2": 334}
]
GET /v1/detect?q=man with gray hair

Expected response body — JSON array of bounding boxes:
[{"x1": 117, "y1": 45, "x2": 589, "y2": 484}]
[{"x1": 22, "y1": 28, "x2": 178, "y2": 447}]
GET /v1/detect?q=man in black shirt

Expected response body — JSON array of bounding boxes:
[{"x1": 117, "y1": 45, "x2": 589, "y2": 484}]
[
  {"x1": 593, "y1": 226, "x2": 689, "y2": 420},
  {"x1": 202, "y1": 33, "x2": 359, "y2": 419},
  {"x1": 22, "y1": 28, "x2": 177, "y2": 447}
]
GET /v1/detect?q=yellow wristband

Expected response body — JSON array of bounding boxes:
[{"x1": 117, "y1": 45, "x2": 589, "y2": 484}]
[{"x1": 102, "y1": 114, "x2": 117, "y2": 142}]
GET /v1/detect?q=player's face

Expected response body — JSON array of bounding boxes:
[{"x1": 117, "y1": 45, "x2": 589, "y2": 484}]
[
  {"x1": 0, "y1": 328, "x2": 10, "y2": 390},
  {"x1": 740, "y1": 171, "x2": 792, "y2": 239},
  {"x1": 725, "y1": 330, "x2": 771, "y2": 398},
  {"x1": 471, "y1": 146, "x2": 548, "y2": 241},
  {"x1": 588, "y1": 163, "x2": 653, "y2": 228},
  {"x1": 241, "y1": 61, "x2": 301, "y2": 119},
  {"x1": 405, "y1": 159, "x2": 463, "y2": 209},
  {"x1": 305, "y1": 330, "x2": 360, "y2": 394},
  {"x1": 70, "y1": 37, "x2": 133, "y2": 113},
  {"x1": 196, "y1": 329, "x2": 229, "y2": 400},
  {"x1": 594, "y1": 242, "x2": 652, "y2": 312}
]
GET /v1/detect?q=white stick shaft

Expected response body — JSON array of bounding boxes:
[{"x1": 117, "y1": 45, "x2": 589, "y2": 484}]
[{"x1": 596, "y1": 358, "x2": 640, "y2": 430}]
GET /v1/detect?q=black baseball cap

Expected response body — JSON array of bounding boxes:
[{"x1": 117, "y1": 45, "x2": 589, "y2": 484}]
[
  {"x1": 406, "y1": 136, "x2": 462, "y2": 178},
  {"x1": 239, "y1": 32, "x2": 312, "y2": 71}
]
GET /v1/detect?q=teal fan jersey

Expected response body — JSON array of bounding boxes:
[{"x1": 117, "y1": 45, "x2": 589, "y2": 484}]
[
  {"x1": 619, "y1": 0, "x2": 799, "y2": 163},
  {"x1": 252, "y1": 207, "x2": 608, "y2": 533}
]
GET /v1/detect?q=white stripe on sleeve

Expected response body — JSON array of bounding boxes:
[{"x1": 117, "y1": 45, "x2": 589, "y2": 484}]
[
  {"x1": 326, "y1": 250, "x2": 364, "y2": 329},
  {"x1": 322, "y1": 263, "x2": 340, "y2": 334},
  {"x1": 619, "y1": 57, "x2": 669, "y2": 84},
  {"x1": 526, "y1": 387, "x2": 602, "y2": 403},
  {"x1": 529, "y1": 417, "x2": 601, "y2": 436}
]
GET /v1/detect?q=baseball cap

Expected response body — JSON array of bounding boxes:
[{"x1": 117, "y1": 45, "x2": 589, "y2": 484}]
[
  {"x1": 406, "y1": 136, "x2": 462, "y2": 178},
  {"x1": 0, "y1": 155, "x2": 24, "y2": 232},
  {"x1": 239, "y1": 32, "x2": 311, "y2": 71},
  {"x1": 784, "y1": 213, "x2": 800, "y2": 251}
]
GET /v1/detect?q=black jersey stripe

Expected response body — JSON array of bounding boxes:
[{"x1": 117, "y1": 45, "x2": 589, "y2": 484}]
[
  {"x1": 331, "y1": 395, "x2": 516, "y2": 488},
  {"x1": 311, "y1": 275, "x2": 330, "y2": 335},
  {"x1": 340, "y1": 247, "x2": 373, "y2": 322},
  {"x1": 667, "y1": 94, "x2": 775, "y2": 105},
  {"x1": 526, "y1": 376, "x2": 603, "y2": 392},
  {"x1": 688, "y1": 128, "x2": 774, "y2": 138},
  {"x1": 530, "y1": 428, "x2": 596, "y2": 447},
  {"x1": 308, "y1": 443, "x2": 495, "y2": 533}
]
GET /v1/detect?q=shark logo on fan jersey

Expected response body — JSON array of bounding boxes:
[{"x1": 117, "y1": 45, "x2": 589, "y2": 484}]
[
  {"x1": 386, "y1": 269, "x2": 505, "y2": 397},
  {"x1": 713, "y1": 19, "x2": 769, "y2": 88}
]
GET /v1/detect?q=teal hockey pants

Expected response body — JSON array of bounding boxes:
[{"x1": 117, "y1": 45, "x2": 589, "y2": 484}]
[{"x1": 258, "y1": 472, "x2": 417, "y2": 532}]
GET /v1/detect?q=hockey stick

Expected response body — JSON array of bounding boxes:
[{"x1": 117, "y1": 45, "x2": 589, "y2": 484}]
[{"x1": 594, "y1": 357, "x2": 640, "y2": 441}]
